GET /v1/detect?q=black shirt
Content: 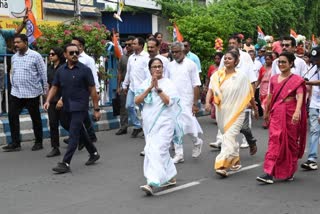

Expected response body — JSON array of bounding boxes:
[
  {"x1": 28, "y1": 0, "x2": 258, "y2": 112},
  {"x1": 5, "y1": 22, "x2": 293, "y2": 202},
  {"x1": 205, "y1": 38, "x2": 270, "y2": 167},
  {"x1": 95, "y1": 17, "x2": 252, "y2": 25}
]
[
  {"x1": 47, "y1": 62, "x2": 64, "y2": 103},
  {"x1": 52, "y1": 62, "x2": 95, "y2": 112}
]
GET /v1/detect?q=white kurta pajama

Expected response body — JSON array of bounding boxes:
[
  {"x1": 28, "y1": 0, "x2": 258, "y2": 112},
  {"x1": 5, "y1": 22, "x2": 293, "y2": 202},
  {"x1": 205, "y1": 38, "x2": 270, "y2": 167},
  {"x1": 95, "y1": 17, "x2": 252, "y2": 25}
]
[
  {"x1": 136, "y1": 77, "x2": 182, "y2": 187},
  {"x1": 167, "y1": 58, "x2": 203, "y2": 156}
]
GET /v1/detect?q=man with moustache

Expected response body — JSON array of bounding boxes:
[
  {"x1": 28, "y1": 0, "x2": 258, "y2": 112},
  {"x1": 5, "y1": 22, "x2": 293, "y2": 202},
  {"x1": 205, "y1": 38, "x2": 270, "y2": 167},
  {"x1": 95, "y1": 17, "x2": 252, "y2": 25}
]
[
  {"x1": 147, "y1": 38, "x2": 170, "y2": 77},
  {"x1": 3, "y1": 34, "x2": 47, "y2": 152},
  {"x1": 44, "y1": 43, "x2": 101, "y2": 173}
]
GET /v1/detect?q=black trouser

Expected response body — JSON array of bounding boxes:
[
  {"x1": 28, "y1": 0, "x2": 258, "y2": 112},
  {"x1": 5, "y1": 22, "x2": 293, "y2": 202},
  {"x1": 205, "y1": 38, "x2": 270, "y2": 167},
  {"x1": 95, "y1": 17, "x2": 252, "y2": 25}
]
[
  {"x1": 8, "y1": 95, "x2": 43, "y2": 145},
  {"x1": 48, "y1": 101, "x2": 62, "y2": 148},
  {"x1": 255, "y1": 88, "x2": 264, "y2": 117},
  {"x1": 60, "y1": 111, "x2": 97, "y2": 164},
  {"x1": 240, "y1": 110, "x2": 257, "y2": 146},
  {"x1": 83, "y1": 111, "x2": 97, "y2": 141},
  {"x1": 119, "y1": 90, "x2": 128, "y2": 130}
]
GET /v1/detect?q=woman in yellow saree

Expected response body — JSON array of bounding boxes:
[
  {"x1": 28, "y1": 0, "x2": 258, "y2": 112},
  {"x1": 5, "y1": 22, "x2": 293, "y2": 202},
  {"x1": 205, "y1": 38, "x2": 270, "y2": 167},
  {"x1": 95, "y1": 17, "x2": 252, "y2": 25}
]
[{"x1": 205, "y1": 49, "x2": 258, "y2": 177}]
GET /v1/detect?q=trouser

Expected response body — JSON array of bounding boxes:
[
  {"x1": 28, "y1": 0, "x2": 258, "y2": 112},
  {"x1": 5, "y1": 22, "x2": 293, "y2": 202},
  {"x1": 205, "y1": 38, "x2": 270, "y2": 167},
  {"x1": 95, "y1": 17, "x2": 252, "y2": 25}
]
[
  {"x1": 216, "y1": 110, "x2": 256, "y2": 146},
  {"x1": 307, "y1": 108, "x2": 320, "y2": 161},
  {"x1": 60, "y1": 111, "x2": 97, "y2": 164},
  {"x1": 0, "y1": 63, "x2": 4, "y2": 113},
  {"x1": 8, "y1": 95, "x2": 43, "y2": 145},
  {"x1": 174, "y1": 134, "x2": 202, "y2": 156},
  {"x1": 48, "y1": 101, "x2": 62, "y2": 148},
  {"x1": 119, "y1": 90, "x2": 128, "y2": 130},
  {"x1": 83, "y1": 111, "x2": 97, "y2": 141},
  {"x1": 126, "y1": 89, "x2": 141, "y2": 129}
]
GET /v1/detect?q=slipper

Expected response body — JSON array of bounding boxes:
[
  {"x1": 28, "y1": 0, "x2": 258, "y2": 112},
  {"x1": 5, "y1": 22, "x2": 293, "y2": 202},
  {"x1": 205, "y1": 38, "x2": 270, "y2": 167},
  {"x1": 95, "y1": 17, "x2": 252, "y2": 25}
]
[
  {"x1": 216, "y1": 169, "x2": 228, "y2": 178},
  {"x1": 230, "y1": 164, "x2": 242, "y2": 171},
  {"x1": 140, "y1": 185, "x2": 153, "y2": 196},
  {"x1": 161, "y1": 178, "x2": 177, "y2": 187}
]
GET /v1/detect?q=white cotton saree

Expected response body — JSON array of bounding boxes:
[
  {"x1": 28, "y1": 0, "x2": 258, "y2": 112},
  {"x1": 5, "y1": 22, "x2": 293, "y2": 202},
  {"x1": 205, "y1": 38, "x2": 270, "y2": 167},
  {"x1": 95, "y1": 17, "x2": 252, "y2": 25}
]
[
  {"x1": 210, "y1": 68, "x2": 254, "y2": 170},
  {"x1": 136, "y1": 77, "x2": 182, "y2": 187}
]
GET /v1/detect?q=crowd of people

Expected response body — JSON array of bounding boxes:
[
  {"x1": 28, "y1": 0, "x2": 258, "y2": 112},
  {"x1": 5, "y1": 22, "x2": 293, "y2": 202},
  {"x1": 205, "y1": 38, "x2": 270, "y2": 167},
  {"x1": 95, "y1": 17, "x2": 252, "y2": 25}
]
[{"x1": 1, "y1": 18, "x2": 320, "y2": 196}]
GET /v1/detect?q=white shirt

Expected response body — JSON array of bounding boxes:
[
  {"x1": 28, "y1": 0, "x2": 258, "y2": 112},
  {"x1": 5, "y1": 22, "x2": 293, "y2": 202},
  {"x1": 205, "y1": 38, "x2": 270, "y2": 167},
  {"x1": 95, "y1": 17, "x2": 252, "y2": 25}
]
[
  {"x1": 271, "y1": 57, "x2": 308, "y2": 77},
  {"x1": 167, "y1": 57, "x2": 201, "y2": 107},
  {"x1": 122, "y1": 50, "x2": 150, "y2": 91},
  {"x1": 308, "y1": 65, "x2": 320, "y2": 109},
  {"x1": 253, "y1": 59, "x2": 263, "y2": 78},
  {"x1": 78, "y1": 52, "x2": 100, "y2": 92},
  {"x1": 219, "y1": 50, "x2": 257, "y2": 83}
]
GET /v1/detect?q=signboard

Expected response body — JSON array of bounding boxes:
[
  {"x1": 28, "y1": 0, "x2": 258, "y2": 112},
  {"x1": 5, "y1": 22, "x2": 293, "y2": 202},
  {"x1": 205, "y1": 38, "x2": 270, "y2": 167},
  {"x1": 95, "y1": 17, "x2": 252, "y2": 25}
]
[
  {"x1": 0, "y1": 0, "x2": 42, "y2": 20},
  {"x1": 124, "y1": 0, "x2": 161, "y2": 10},
  {"x1": 0, "y1": 19, "x2": 61, "y2": 30}
]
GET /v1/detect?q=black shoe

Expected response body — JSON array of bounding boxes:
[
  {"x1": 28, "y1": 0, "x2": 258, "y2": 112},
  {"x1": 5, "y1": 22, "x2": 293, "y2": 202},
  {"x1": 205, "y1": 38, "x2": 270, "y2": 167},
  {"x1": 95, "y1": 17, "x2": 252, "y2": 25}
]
[
  {"x1": 46, "y1": 148, "x2": 61, "y2": 157},
  {"x1": 256, "y1": 173, "x2": 274, "y2": 184},
  {"x1": 52, "y1": 162, "x2": 70, "y2": 174},
  {"x1": 31, "y1": 143, "x2": 43, "y2": 151},
  {"x1": 2, "y1": 144, "x2": 21, "y2": 152},
  {"x1": 78, "y1": 143, "x2": 85, "y2": 151},
  {"x1": 85, "y1": 152, "x2": 100, "y2": 165},
  {"x1": 116, "y1": 129, "x2": 127, "y2": 135},
  {"x1": 63, "y1": 138, "x2": 69, "y2": 145},
  {"x1": 91, "y1": 137, "x2": 98, "y2": 143},
  {"x1": 301, "y1": 160, "x2": 318, "y2": 170},
  {"x1": 131, "y1": 128, "x2": 143, "y2": 138}
]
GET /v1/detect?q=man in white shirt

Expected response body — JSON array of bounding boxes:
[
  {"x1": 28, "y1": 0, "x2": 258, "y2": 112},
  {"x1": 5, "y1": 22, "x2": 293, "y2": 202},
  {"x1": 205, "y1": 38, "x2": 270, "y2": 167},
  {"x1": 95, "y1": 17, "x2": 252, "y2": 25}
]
[
  {"x1": 210, "y1": 35, "x2": 258, "y2": 155},
  {"x1": 271, "y1": 36, "x2": 308, "y2": 77},
  {"x1": 301, "y1": 46, "x2": 320, "y2": 171},
  {"x1": 147, "y1": 38, "x2": 170, "y2": 77},
  {"x1": 167, "y1": 42, "x2": 203, "y2": 163},
  {"x1": 122, "y1": 37, "x2": 150, "y2": 138}
]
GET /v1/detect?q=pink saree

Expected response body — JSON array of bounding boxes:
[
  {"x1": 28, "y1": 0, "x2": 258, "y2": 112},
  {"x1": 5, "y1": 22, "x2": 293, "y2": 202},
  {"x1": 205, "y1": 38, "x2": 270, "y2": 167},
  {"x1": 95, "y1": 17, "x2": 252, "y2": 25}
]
[{"x1": 263, "y1": 74, "x2": 307, "y2": 179}]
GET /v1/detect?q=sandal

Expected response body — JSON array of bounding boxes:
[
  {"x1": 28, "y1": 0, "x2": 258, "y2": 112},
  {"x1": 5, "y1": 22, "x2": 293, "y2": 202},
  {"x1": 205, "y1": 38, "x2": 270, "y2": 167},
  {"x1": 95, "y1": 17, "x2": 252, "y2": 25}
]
[
  {"x1": 140, "y1": 184, "x2": 154, "y2": 196},
  {"x1": 230, "y1": 164, "x2": 242, "y2": 171},
  {"x1": 216, "y1": 169, "x2": 228, "y2": 177},
  {"x1": 161, "y1": 178, "x2": 177, "y2": 187}
]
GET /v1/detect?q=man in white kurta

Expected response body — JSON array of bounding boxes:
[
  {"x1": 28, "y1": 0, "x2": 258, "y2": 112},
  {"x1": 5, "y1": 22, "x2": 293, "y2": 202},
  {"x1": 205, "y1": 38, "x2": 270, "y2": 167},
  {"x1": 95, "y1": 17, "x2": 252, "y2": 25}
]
[{"x1": 167, "y1": 42, "x2": 203, "y2": 164}]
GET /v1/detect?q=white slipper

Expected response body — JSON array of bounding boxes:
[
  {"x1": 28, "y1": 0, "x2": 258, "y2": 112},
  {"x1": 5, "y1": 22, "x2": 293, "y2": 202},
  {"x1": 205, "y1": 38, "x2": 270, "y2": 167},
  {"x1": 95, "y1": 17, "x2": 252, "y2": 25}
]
[{"x1": 140, "y1": 185, "x2": 153, "y2": 196}]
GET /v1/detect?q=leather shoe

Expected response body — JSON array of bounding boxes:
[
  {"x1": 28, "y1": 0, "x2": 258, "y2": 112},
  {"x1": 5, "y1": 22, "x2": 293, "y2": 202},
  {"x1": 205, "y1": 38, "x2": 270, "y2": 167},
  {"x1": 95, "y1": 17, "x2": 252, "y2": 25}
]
[
  {"x1": 116, "y1": 129, "x2": 127, "y2": 135},
  {"x1": 78, "y1": 143, "x2": 85, "y2": 151},
  {"x1": 52, "y1": 162, "x2": 70, "y2": 174},
  {"x1": 131, "y1": 128, "x2": 143, "y2": 138},
  {"x1": 85, "y1": 152, "x2": 100, "y2": 165},
  {"x1": 31, "y1": 143, "x2": 43, "y2": 151},
  {"x1": 46, "y1": 148, "x2": 61, "y2": 157},
  {"x1": 63, "y1": 138, "x2": 69, "y2": 145},
  {"x1": 2, "y1": 144, "x2": 21, "y2": 152}
]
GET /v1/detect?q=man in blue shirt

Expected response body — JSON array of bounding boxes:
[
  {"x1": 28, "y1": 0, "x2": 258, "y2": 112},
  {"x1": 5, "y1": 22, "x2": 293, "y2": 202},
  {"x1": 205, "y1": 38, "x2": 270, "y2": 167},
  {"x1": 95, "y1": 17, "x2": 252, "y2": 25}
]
[
  {"x1": 44, "y1": 44, "x2": 101, "y2": 174},
  {"x1": 0, "y1": 17, "x2": 27, "y2": 113},
  {"x1": 183, "y1": 40, "x2": 202, "y2": 73}
]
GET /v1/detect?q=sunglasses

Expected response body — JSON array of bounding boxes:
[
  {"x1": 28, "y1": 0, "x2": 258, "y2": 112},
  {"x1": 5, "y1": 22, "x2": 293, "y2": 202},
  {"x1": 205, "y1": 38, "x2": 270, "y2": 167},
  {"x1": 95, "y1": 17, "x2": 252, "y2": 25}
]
[
  {"x1": 281, "y1": 44, "x2": 291, "y2": 48},
  {"x1": 68, "y1": 51, "x2": 80, "y2": 56},
  {"x1": 49, "y1": 53, "x2": 56, "y2": 56},
  {"x1": 125, "y1": 43, "x2": 132, "y2": 47}
]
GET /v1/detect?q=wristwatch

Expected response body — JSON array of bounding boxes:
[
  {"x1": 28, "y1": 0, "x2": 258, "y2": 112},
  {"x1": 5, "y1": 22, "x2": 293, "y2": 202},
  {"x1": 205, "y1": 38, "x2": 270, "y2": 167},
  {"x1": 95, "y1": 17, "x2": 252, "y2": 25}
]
[
  {"x1": 156, "y1": 88, "x2": 163, "y2": 94},
  {"x1": 94, "y1": 108, "x2": 101, "y2": 112}
]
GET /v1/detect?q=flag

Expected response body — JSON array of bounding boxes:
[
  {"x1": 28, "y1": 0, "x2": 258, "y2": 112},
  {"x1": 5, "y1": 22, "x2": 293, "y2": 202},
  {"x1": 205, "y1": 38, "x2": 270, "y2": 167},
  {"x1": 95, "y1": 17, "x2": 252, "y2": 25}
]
[
  {"x1": 25, "y1": 0, "x2": 42, "y2": 44},
  {"x1": 173, "y1": 23, "x2": 183, "y2": 42},
  {"x1": 312, "y1": 34, "x2": 318, "y2": 47},
  {"x1": 290, "y1": 29, "x2": 298, "y2": 38},
  {"x1": 113, "y1": 0, "x2": 124, "y2": 22},
  {"x1": 257, "y1": 25, "x2": 265, "y2": 40},
  {"x1": 112, "y1": 30, "x2": 122, "y2": 59}
]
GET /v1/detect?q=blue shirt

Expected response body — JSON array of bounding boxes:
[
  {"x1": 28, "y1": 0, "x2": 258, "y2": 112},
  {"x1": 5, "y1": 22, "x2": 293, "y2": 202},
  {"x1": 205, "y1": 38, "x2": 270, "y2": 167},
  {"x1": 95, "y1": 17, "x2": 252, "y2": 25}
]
[
  {"x1": 186, "y1": 51, "x2": 201, "y2": 73},
  {"x1": 11, "y1": 49, "x2": 48, "y2": 98},
  {"x1": 52, "y1": 62, "x2": 95, "y2": 112},
  {"x1": 0, "y1": 29, "x2": 15, "y2": 62}
]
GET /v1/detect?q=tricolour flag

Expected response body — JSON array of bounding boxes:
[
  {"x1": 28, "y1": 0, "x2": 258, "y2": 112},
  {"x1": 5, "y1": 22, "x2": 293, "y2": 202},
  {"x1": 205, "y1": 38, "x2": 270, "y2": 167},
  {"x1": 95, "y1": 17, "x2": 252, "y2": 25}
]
[
  {"x1": 173, "y1": 23, "x2": 183, "y2": 42},
  {"x1": 112, "y1": 30, "x2": 122, "y2": 59},
  {"x1": 290, "y1": 29, "x2": 298, "y2": 38},
  {"x1": 312, "y1": 34, "x2": 318, "y2": 47},
  {"x1": 25, "y1": 0, "x2": 42, "y2": 44},
  {"x1": 257, "y1": 25, "x2": 265, "y2": 40}
]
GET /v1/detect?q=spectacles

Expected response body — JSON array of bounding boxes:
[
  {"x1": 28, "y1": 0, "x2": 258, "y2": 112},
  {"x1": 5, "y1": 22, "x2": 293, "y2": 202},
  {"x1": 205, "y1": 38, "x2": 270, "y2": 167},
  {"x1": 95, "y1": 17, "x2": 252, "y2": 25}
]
[
  {"x1": 125, "y1": 44, "x2": 131, "y2": 47},
  {"x1": 171, "y1": 50, "x2": 181, "y2": 54},
  {"x1": 150, "y1": 65, "x2": 162, "y2": 69},
  {"x1": 49, "y1": 53, "x2": 56, "y2": 56},
  {"x1": 68, "y1": 51, "x2": 80, "y2": 56},
  {"x1": 281, "y1": 44, "x2": 291, "y2": 48},
  {"x1": 278, "y1": 60, "x2": 288, "y2": 64}
]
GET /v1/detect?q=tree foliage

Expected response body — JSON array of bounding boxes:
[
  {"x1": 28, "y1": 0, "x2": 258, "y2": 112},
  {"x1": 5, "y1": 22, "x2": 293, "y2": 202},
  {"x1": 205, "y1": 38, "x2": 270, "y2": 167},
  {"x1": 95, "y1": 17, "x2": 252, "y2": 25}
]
[{"x1": 156, "y1": 0, "x2": 320, "y2": 79}]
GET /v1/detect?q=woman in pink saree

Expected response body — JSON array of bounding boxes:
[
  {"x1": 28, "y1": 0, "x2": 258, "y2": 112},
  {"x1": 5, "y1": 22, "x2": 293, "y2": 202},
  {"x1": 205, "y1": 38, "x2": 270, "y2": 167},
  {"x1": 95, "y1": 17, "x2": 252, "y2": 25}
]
[{"x1": 256, "y1": 52, "x2": 307, "y2": 184}]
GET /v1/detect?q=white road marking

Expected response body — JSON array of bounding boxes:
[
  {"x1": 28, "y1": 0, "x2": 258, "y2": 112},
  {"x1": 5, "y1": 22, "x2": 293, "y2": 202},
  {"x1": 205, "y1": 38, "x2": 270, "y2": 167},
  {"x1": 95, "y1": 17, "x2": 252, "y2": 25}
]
[{"x1": 153, "y1": 163, "x2": 262, "y2": 196}]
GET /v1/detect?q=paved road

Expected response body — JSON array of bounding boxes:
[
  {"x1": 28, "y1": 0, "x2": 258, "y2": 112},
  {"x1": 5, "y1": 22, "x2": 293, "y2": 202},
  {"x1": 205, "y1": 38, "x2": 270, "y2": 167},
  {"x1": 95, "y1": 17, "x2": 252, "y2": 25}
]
[{"x1": 0, "y1": 116, "x2": 319, "y2": 214}]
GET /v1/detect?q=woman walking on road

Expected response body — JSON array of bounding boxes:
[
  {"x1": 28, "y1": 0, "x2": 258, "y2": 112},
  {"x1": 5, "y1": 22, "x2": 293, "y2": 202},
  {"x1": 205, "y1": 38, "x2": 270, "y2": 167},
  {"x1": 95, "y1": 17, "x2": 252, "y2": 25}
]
[
  {"x1": 135, "y1": 58, "x2": 181, "y2": 195},
  {"x1": 256, "y1": 52, "x2": 307, "y2": 184}
]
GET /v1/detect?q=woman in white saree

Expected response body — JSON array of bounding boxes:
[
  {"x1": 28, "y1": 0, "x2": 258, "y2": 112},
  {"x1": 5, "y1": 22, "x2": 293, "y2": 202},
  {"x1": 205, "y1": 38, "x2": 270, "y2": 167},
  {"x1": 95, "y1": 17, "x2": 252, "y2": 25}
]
[
  {"x1": 205, "y1": 50, "x2": 257, "y2": 177},
  {"x1": 135, "y1": 58, "x2": 182, "y2": 195}
]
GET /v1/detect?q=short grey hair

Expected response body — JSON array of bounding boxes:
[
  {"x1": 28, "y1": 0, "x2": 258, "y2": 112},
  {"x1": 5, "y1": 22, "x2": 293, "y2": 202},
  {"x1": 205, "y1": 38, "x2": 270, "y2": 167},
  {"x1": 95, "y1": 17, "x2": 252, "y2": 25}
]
[{"x1": 171, "y1": 42, "x2": 184, "y2": 51}]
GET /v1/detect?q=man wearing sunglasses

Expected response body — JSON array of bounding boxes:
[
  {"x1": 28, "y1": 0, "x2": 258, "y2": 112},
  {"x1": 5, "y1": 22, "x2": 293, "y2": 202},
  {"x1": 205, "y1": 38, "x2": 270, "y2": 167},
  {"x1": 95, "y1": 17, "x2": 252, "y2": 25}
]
[
  {"x1": 271, "y1": 36, "x2": 308, "y2": 77},
  {"x1": 44, "y1": 43, "x2": 101, "y2": 174}
]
